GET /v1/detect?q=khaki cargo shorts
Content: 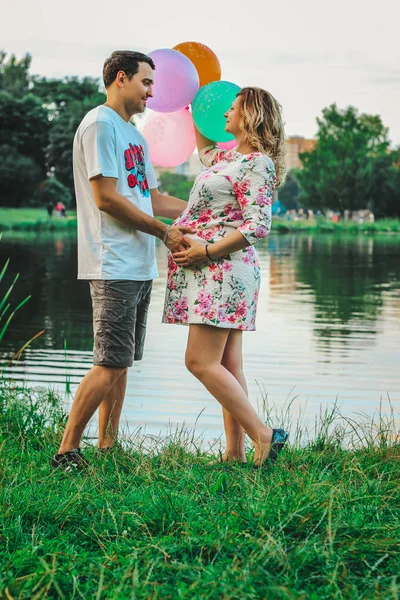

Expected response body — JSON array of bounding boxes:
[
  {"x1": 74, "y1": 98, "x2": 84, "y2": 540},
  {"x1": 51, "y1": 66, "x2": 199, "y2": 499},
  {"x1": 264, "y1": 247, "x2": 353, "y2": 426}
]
[{"x1": 89, "y1": 280, "x2": 152, "y2": 368}]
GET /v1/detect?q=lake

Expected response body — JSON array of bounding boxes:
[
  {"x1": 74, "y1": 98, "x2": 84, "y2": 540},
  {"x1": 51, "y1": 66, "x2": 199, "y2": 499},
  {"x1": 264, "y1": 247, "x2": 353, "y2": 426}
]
[{"x1": 1, "y1": 231, "x2": 399, "y2": 446}]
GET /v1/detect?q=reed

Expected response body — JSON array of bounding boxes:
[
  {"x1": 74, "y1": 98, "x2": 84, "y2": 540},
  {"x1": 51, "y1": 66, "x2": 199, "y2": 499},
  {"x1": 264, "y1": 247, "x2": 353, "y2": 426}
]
[{"x1": 1, "y1": 209, "x2": 399, "y2": 236}]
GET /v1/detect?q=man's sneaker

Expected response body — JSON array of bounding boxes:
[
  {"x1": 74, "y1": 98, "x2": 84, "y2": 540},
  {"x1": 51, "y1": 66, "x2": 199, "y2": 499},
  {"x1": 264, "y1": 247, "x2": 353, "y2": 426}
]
[
  {"x1": 50, "y1": 448, "x2": 88, "y2": 472},
  {"x1": 269, "y1": 429, "x2": 289, "y2": 463}
]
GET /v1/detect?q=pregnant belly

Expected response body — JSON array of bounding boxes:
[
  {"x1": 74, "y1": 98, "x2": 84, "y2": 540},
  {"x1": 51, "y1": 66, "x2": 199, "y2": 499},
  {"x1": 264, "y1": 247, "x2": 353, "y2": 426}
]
[{"x1": 177, "y1": 224, "x2": 237, "y2": 244}]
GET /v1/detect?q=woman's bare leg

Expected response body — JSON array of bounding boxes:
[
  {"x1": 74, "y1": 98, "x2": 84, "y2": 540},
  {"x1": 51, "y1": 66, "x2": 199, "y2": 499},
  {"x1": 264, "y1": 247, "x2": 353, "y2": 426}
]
[
  {"x1": 220, "y1": 330, "x2": 247, "y2": 461},
  {"x1": 185, "y1": 325, "x2": 272, "y2": 464}
]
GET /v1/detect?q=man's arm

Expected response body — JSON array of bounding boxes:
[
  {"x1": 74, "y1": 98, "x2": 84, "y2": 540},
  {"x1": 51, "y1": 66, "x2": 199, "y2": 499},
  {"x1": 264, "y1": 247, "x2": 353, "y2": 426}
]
[
  {"x1": 150, "y1": 189, "x2": 187, "y2": 220},
  {"x1": 90, "y1": 176, "x2": 192, "y2": 251}
]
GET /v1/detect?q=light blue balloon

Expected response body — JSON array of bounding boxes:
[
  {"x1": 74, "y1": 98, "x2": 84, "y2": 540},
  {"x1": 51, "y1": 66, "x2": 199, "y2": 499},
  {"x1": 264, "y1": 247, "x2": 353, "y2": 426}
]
[{"x1": 192, "y1": 80, "x2": 241, "y2": 142}]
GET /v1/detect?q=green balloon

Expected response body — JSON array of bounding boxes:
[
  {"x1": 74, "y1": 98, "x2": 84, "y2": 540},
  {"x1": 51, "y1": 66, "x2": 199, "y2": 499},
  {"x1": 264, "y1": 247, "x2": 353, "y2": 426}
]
[{"x1": 192, "y1": 80, "x2": 241, "y2": 142}]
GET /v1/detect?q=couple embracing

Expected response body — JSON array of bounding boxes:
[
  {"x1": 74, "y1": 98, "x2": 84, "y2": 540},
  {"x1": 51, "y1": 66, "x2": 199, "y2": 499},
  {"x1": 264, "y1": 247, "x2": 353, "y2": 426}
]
[{"x1": 51, "y1": 50, "x2": 288, "y2": 471}]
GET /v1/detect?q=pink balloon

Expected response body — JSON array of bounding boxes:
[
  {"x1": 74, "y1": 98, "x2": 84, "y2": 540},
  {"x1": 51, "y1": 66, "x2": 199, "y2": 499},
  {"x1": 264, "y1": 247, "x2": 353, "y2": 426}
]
[
  {"x1": 141, "y1": 109, "x2": 196, "y2": 167},
  {"x1": 147, "y1": 49, "x2": 199, "y2": 113},
  {"x1": 217, "y1": 139, "x2": 237, "y2": 150}
]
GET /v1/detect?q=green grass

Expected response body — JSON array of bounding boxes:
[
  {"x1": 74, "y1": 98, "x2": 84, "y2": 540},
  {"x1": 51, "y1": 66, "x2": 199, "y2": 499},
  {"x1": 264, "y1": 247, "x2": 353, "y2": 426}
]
[
  {"x1": 0, "y1": 384, "x2": 399, "y2": 599},
  {"x1": 0, "y1": 209, "x2": 172, "y2": 232},
  {"x1": 1, "y1": 209, "x2": 399, "y2": 236},
  {"x1": 272, "y1": 218, "x2": 400, "y2": 235},
  {"x1": 0, "y1": 208, "x2": 77, "y2": 232}
]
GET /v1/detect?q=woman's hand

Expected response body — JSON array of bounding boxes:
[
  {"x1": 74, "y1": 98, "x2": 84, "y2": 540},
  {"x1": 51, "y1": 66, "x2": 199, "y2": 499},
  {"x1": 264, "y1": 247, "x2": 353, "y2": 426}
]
[{"x1": 172, "y1": 238, "x2": 208, "y2": 267}]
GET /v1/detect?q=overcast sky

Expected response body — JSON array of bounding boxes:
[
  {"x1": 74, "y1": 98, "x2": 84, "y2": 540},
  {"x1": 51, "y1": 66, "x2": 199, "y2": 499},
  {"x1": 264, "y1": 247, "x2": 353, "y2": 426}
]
[{"x1": 2, "y1": 0, "x2": 399, "y2": 145}]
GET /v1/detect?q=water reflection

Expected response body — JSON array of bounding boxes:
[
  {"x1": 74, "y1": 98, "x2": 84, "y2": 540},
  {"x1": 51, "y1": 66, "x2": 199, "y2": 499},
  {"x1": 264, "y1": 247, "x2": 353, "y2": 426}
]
[
  {"x1": 1, "y1": 231, "x2": 399, "y2": 440},
  {"x1": 268, "y1": 235, "x2": 400, "y2": 356}
]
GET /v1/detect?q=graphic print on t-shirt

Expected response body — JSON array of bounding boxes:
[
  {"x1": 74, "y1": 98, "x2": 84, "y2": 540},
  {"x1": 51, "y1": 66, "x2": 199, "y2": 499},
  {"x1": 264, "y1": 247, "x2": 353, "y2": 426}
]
[{"x1": 124, "y1": 143, "x2": 150, "y2": 197}]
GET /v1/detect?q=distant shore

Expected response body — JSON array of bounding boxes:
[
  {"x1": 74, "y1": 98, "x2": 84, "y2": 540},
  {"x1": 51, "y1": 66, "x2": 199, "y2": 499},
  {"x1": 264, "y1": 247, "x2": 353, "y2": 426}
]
[
  {"x1": 272, "y1": 217, "x2": 400, "y2": 234},
  {"x1": 0, "y1": 208, "x2": 399, "y2": 235},
  {"x1": 0, "y1": 208, "x2": 77, "y2": 232}
]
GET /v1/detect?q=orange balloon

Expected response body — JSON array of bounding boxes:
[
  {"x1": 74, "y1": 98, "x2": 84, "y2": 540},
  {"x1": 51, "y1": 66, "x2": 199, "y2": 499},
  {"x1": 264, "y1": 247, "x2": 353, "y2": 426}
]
[{"x1": 172, "y1": 41, "x2": 221, "y2": 88}]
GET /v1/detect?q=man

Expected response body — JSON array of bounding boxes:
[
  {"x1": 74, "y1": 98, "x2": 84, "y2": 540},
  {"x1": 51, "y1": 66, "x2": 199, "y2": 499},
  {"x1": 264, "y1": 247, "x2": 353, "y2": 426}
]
[{"x1": 51, "y1": 50, "x2": 192, "y2": 470}]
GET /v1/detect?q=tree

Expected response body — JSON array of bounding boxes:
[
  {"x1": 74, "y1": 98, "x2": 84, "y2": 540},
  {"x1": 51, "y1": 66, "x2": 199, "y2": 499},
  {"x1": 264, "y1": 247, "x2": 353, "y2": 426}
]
[
  {"x1": 158, "y1": 172, "x2": 194, "y2": 202},
  {"x1": 0, "y1": 91, "x2": 50, "y2": 172},
  {"x1": 297, "y1": 104, "x2": 396, "y2": 215},
  {"x1": 36, "y1": 177, "x2": 71, "y2": 208},
  {"x1": 278, "y1": 169, "x2": 302, "y2": 210},
  {"x1": 47, "y1": 95, "x2": 105, "y2": 199},
  {"x1": 0, "y1": 145, "x2": 42, "y2": 206},
  {"x1": 33, "y1": 76, "x2": 106, "y2": 200},
  {"x1": 358, "y1": 150, "x2": 400, "y2": 218},
  {"x1": 31, "y1": 75, "x2": 105, "y2": 116},
  {"x1": 0, "y1": 52, "x2": 106, "y2": 206},
  {"x1": 0, "y1": 90, "x2": 49, "y2": 206},
  {"x1": 0, "y1": 51, "x2": 31, "y2": 98}
]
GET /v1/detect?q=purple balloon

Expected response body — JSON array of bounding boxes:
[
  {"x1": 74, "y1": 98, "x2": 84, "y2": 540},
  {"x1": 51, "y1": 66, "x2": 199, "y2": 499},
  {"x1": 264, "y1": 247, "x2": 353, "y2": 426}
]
[
  {"x1": 141, "y1": 109, "x2": 196, "y2": 167},
  {"x1": 147, "y1": 48, "x2": 199, "y2": 113}
]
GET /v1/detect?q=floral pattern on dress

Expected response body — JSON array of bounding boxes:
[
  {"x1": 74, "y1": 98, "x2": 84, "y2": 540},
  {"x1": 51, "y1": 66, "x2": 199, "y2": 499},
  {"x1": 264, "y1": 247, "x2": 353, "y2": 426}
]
[{"x1": 162, "y1": 146, "x2": 276, "y2": 330}]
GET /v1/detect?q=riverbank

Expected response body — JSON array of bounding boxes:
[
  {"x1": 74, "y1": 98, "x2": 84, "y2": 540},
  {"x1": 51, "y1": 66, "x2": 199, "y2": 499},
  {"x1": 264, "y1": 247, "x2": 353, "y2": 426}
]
[
  {"x1": 272, "y1": 217, "x2": 400, "y2": 234},
  {"x1": 1, "y1": 383, "x2": 399, "y2": 599},
  {"x1": 0, "y1": 208, "x2": 77, "y2": 231},
  {"x1": 1, "y1": 208, "x2": 400, "y2": 235}
]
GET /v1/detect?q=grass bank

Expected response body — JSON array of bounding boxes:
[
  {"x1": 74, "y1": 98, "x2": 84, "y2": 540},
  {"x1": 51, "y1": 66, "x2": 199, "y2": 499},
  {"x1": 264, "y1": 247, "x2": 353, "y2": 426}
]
[
  {"x1": 272, "y1": 218, "x2": 400, "y2": 235},
  {"x1": 0, "y1": 384, "x2": 399, "y2": 599},
  {"x1": 1, "y1": 209, "x2": 399, "y2": 236},
  {"x1": 0, "y1": 209, "x2": 77, "y2": 232}
]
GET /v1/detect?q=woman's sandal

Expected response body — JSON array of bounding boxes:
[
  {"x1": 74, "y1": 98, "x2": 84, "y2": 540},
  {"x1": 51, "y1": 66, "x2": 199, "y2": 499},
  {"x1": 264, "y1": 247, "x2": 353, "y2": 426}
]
[
  {"x1": 269, "y1": 428, "x2": 289, "y2": 463},
  {"x1": 254, "y1": 428, "x2": 289, "y2": 469}
]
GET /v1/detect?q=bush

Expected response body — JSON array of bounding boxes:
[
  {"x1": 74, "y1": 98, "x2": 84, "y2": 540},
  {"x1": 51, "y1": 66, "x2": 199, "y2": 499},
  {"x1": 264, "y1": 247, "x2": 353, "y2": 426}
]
[
  {"x1": 35, "y1": 177, "x2": 72, "y2": 208},
  {"x1": 0, "y1": 145, "x2": 42, "y2": 207},
  {"x1": 159, "y1": 172, "x2": 194, "y2": 202}
]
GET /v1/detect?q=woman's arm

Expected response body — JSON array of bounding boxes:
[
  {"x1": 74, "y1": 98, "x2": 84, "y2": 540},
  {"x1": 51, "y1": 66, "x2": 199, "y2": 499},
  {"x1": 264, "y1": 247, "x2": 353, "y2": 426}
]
[
  {"x1": 195, "y1": 126, "x2": 215, "y2": 153},
  {"x1": 172, "y1": 156, "x2": 275, "y2": 266},
  {"x1": 172, "y1": 230, "x2": 249, "y2": 266},
  {"x1": 206, "y1": 230, "x2": 249, "y2": 257}
]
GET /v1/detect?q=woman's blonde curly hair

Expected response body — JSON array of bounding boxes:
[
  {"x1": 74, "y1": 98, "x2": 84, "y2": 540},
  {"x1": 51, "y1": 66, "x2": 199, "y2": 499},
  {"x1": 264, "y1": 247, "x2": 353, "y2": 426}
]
[{"x1": 237, "y1": 87, "x2": 286, "y2": 186}]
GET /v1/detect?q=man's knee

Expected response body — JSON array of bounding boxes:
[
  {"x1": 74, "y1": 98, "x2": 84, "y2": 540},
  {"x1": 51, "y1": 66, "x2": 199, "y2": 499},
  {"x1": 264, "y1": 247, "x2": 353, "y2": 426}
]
[
  {"x1": 95, "y1": 365, "x2": 127, "y2": 381},
  {"x1": 108, "y1": 366, "x2": 127, "y2": 379}
]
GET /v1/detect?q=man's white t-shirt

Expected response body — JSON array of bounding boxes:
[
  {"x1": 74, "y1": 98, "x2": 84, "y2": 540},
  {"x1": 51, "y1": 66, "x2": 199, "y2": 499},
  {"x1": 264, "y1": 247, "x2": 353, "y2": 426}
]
[{"x1": 73, "y1": 105, "x2": 158, "y2": 281}]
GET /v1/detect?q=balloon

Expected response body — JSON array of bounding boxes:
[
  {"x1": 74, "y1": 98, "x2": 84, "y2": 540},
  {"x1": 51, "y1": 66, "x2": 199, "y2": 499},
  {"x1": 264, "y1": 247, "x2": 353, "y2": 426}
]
[
  {"x1": 140, "y1": 109, "x2": 196, "y2": 168},
  {"x1": 217, "y1": 139, "x2": 236, "y2": 150},
  {"x1": 173, "y1": 41, "x2": 221, "y2": 88},
  {"x1": 192, "y1": 81, "x2": 241, "y2": 142},
  {"x1": 147, "y1": 48, "x2": 199, "y2": 113}
]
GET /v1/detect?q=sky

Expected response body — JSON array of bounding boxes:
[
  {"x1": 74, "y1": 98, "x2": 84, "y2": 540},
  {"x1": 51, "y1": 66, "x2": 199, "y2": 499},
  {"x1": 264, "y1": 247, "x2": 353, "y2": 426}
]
[{"x1": 2, "y1": 0, "x2": 400, "y2": 145}]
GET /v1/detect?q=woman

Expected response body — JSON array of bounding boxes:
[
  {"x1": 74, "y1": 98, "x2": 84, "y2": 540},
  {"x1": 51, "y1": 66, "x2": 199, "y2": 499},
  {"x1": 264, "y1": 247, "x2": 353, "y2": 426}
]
[{"x1": 163, "y1": 87, "x2": 288, "y2": 466}]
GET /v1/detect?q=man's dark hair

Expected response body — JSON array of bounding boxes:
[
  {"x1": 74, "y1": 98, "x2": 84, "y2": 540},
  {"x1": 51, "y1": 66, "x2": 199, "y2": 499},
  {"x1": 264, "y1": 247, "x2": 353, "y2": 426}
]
[{"x1": 103, "y1": 51, "x2": 155, "y2": 88}]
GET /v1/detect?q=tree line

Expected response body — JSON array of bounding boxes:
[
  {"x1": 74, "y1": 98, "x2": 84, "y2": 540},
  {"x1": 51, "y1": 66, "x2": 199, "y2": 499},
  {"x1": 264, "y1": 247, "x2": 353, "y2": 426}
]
[
  {"x1": 0, "y1": 51, "x2": 399, "y2": 217},
  {"x1": 0, "y1": 52, "x2": 105, "y2": 207},
  {"x1": 279, "y1": 105, "x2": 400, "y2": 218}
]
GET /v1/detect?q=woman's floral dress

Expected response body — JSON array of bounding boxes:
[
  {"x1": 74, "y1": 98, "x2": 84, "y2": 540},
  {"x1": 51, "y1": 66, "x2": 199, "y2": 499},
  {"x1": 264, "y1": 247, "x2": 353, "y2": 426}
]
[{"x1": 162, "y1": 145, "x2": 276, "y2": 330}]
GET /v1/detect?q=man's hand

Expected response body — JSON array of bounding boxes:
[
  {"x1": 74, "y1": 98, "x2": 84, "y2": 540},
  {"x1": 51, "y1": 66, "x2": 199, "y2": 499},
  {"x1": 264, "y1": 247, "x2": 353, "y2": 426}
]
[
  {"x1": 165, "y1": 226, "x2": 194, "y2": 253},
  {"x1": 172, "y1": 238, "x2": 208, "y2": 267}
]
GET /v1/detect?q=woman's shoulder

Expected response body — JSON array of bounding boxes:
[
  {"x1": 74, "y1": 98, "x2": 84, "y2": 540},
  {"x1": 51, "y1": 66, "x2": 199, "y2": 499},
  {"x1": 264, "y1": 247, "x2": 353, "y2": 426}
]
[
  {"x1": 199, "y1": 145, "x2": 228, "y2": 167},
  {"x1": 236, "y1": 152, "x2": 276, "y2": 174}
]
